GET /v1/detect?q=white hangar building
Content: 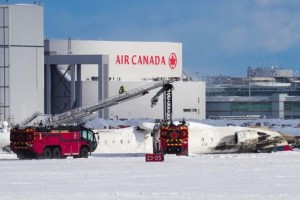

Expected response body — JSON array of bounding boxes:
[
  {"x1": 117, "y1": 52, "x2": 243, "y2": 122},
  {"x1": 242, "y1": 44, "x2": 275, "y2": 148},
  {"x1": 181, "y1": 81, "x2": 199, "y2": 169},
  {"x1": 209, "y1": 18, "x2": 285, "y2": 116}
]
[
  {"x1": 45, "y1": 39, "x2": 206, "y2": 121},
  {"x1": 0, "y1": 4, "x2": 205, "y2": 124}
]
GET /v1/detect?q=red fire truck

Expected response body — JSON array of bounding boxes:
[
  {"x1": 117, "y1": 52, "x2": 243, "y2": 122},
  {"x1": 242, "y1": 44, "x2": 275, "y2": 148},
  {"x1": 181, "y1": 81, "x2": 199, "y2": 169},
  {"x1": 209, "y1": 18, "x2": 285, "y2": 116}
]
[
  {"x1": 10, "y1": 125, "x2": 98, "y2": 159},
  {"x1": 151, "y1": 83, "x2": 189, "y2": 156}
]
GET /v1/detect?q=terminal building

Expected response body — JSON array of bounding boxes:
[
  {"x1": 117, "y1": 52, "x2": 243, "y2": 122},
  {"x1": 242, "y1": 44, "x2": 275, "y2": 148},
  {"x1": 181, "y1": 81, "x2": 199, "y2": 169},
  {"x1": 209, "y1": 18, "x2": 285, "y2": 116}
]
[
  {"x1": 0, "y1": 4, "x2": 205, "y2": 124},
  {"x1": 204, "y1": 66, "x2": 300, "y2": 119}
]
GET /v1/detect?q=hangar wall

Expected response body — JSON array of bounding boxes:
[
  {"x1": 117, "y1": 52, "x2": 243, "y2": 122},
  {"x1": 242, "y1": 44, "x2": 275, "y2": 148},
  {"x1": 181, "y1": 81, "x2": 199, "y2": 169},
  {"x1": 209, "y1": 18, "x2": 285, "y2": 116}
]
[
  {"x1": 45, "y1": 39, "x2": 182, "y2": 81},
  {"x1": 81, "y1": 81, "x2": 206, "y2": 120},
  {"x1": 47, "y1": 39, "x2": 206, "y2": 120},
  {"x1": 0, "y1": 5, "x2": 44, "y2": 123}
]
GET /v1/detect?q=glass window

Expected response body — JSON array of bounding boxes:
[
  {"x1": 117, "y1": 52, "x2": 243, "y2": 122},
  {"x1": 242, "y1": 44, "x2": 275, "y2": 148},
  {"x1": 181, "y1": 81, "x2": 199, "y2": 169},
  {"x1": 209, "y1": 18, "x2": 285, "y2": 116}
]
[
  {"x1": 88, "y1": 130, "x2": 94, "y2": 141},
  {"x1": 261, "y1": 103, "x2": 271, "y2": 111},
  {"x1": 284, "y1": 102, "x2": 292, "y2": 111},
  {"x1": 253, "y1": 103, "x2": 261, "y2": 111},
  {"x1": 292, "y1": 102, "x2": 300, "y2": 111},
  {"x1": 246, "y1": 103, "x2": 252, "y2": 111},
  {"x1": 183, "y1": 108, "x2": 197, "y2": 112},
  {"x1": 231, "y1": 102, "x2": 271, "y2": 111},
  {"x1": 81, "y1": 130, "x2": 88, "y2": 139}
]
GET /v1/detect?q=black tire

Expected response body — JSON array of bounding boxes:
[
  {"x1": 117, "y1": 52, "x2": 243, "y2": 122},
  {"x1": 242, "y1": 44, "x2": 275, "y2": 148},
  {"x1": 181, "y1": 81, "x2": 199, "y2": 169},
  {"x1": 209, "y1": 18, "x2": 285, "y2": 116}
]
[
  {"x1": 52, "y1": 147, "x2": 61, "y2": 159},
  {"x1": 17, "y1": 153, "x2": 33, "y2": 160},
  {"x1": 43, "y1": 147, "x2": 52, "y2": 159},
  {"x1": 36, "y1": 154, "x2": 43, "y2": 159},
  {"x1": 80, "y1": 146, "x2": 89, "y2": 158}
]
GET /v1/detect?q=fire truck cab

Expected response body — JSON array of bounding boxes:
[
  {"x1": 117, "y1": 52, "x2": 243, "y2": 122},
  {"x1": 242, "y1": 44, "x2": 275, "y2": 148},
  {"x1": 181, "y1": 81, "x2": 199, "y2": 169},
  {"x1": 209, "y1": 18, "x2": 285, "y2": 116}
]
[{"x1": 10, "y1": 125, "x2": 98, "y2": 159}]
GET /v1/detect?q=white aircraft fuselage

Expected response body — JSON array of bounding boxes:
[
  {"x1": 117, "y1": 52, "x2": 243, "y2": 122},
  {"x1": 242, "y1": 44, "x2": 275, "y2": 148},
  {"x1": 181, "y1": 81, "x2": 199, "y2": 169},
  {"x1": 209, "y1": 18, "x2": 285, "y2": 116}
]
[
  {"x1": 0, "y1": 127, "x2": 10, "y2": 152},
  {"x1": 94, "y1": 122, "x2": 291, "y2": 154}
]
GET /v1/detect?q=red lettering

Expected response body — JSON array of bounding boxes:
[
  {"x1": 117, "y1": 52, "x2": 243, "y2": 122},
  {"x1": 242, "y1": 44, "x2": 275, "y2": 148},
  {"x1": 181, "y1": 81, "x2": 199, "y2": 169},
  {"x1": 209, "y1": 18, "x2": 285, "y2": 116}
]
[
  {"x1": 132, "y1": 55, "x2": 137, "y2": 65},
  {"x1": 124, "y1": 55, "x2": 129, "y2": 64},
  {"x1": 161, "y1": 56, "x2": 166, "y2": 65},
  {"x1": 115, "y1": 55, "x2": 121, "y2": 64},
  {"x1": 155, "y1": 56, "x2": 160, "y2": 65},
  {"x1": 116, "y1": 54, "x2": 168, "y2": 66},
  {"x1": 149, "y1": 56, "x2": 154, "y2": 65},
  {"x1": 143, "y1": 56, "x2": 148, "y2": 65},
  {"x1": 138, "y1": 55, "x2": 142, "y2": 65}
]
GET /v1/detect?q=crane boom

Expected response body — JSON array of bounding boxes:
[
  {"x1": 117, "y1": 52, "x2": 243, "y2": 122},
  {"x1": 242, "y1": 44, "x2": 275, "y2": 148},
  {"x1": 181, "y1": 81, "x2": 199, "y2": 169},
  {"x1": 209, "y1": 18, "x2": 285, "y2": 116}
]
[
  {"x1": 48, "y1": 78, "x2": 177, "y2": 125},
  {"x1": 151, "y1": 83, "x2": 174, "y2": 123}
]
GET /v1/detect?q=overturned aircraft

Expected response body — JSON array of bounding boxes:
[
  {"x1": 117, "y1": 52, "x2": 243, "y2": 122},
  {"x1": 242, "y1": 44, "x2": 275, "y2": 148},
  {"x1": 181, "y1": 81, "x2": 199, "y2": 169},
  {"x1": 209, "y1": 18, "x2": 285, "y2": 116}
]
[
  {"x1": 187, "y1": 122, "x2": 292, "y2": 154},
  {"x1": 93, "y1": 121, "x2": 292, "y2": 154}
]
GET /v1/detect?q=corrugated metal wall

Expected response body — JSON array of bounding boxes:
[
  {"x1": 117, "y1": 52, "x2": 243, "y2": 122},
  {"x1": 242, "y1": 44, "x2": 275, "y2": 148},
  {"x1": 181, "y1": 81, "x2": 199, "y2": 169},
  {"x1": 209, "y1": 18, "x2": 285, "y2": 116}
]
[{"x1": 0, "y1": 6, "x2": 9, "y2": 122}]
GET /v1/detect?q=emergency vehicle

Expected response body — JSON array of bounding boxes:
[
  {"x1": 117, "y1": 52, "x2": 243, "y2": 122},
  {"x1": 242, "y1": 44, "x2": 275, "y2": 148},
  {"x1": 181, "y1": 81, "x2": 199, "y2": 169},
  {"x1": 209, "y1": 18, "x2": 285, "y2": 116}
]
[
  {"x1": 151, "y1": 83, "x2": 189, "y2": 156},
  {"x1": 10, "y1": 125, "x2": 98, "y2": 159},
  {"x1": 152, "y1": 122, "x2": 188, "y2": 156}
]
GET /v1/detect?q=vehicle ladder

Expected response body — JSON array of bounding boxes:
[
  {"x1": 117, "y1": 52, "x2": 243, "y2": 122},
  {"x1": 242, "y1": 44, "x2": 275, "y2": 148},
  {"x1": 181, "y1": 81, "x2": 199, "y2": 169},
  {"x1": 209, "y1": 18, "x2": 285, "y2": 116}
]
[{"x1": 49, "y1": 78, "x2": 177, "y2": 125}]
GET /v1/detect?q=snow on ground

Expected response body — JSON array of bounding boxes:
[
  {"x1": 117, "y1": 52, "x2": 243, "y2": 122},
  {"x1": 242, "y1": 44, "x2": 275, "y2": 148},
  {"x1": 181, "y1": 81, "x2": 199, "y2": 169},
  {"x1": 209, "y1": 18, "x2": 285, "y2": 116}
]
[
  {"x1": 1, "y1": 118, "x2": 300, "y2": 200},
  {"x1": 1, "y1": 151, "x2": 300, "y2": 200}
]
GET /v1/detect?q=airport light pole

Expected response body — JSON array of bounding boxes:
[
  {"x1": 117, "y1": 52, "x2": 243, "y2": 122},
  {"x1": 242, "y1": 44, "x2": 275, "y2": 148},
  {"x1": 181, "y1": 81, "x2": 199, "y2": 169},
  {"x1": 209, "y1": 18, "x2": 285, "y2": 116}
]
[
  {"x1": 248, "y1": 67, "x2": 255, "y2": 97},
  {"x1": 248, "y1": 68, "x2": 251, "y2": 97},
  {"x1": 248, "y1": 76, "x2": 251, "y2": 97}
]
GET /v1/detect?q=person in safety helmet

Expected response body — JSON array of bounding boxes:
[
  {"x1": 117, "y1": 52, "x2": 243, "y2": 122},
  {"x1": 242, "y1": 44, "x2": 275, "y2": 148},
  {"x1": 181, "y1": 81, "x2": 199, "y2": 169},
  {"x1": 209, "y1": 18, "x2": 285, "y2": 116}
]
[{"x1": 119, "y1": 85, "x2": 126, "y2": 94}]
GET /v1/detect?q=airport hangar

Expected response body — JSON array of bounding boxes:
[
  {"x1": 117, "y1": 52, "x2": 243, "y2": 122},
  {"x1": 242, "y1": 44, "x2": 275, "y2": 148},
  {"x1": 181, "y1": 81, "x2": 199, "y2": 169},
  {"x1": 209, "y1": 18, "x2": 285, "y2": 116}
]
[{"x1": 0, "y1": 4, "x2": 206, "y2": 124}]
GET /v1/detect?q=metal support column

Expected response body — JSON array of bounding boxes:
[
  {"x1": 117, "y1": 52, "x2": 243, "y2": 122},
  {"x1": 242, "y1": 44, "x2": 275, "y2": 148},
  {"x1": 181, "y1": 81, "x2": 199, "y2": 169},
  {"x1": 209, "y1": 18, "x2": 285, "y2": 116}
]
[
  {"x1": 70, "y1": 64, "x2": 76, "y2": 109},
  {"x1": 45, "y1": 55, "x2": 107, "y2": 117},
  {"x1": 76, "y1": 64, "x2": 82, "y2": 107},
  {"x1": 98, "y1": 59, "x2": 103, "y2": 118},
  {"x1": 45, "y1": 63, "x2": 51, "y2": 114},
  {"x1": 164, "y1": 88, "x2": 173, "y2": 123}
]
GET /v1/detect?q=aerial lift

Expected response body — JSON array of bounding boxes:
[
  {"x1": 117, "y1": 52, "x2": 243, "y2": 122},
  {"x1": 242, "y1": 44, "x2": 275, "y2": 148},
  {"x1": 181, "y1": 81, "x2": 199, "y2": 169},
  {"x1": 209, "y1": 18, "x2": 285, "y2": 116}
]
[{"x1": 151, "y1": 83, "x2": 189, "y2": 156}]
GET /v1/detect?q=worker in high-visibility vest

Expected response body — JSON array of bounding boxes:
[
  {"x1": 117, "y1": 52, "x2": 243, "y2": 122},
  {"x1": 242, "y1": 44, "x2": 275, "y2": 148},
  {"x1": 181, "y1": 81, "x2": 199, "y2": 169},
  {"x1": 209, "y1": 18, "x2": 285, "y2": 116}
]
[{"x1": 119, "y1": 85, "x2": 126, "y2": 94}]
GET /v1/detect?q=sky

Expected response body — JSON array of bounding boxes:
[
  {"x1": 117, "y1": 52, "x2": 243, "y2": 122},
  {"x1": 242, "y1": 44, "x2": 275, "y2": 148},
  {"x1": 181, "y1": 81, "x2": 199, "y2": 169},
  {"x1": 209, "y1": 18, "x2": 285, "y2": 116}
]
[{"x1": 3, "y1": 0, "x2": 300, "y2": 78}]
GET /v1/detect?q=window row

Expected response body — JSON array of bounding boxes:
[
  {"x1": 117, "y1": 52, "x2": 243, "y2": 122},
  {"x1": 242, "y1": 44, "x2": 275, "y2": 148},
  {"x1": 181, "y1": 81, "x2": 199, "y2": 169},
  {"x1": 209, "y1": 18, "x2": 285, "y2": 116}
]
[{"x1": 231, "y1": 103, "x2": 272, "y2": 111}]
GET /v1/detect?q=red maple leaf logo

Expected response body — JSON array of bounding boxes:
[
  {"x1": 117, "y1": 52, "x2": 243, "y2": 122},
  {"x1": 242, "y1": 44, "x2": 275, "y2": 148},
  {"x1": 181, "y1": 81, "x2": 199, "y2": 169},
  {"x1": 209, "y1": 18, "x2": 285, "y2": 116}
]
[
  {"x1": 168, "y1": 52, "x2": 177, "y2": 69},
  {"x1": 170, "y1": 131, "x2": 179, "y2": 139}
]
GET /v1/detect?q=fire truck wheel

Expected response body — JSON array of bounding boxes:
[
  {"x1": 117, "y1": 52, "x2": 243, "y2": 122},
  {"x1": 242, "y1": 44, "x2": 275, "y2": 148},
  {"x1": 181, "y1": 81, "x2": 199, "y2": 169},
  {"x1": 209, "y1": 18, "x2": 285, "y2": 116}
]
[
  {"x1": 80, "y1": 147, "x2": 89, "y2": 158},
  {"x1": 43, "y1": 147, "x2": 52, "y2": 159},
  {"x1": 52, "y1": 147, "x2": 61, "y2": 159},
  {"x1": 17, "y1": 153, "x2": 32, "y2": 160}
]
